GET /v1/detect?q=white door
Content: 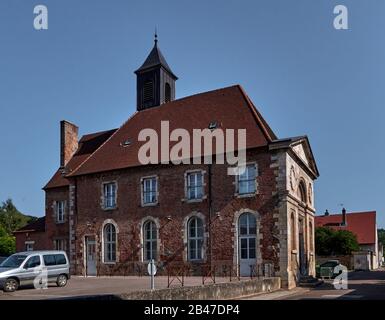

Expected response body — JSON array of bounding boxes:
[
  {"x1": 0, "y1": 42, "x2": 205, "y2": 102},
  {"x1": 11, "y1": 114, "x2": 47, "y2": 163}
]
[
  {"x1": 239, "y1": 213, "x2": 257, "y2": 276},
  {"x1": 86, "y1": 238, "x2": 97, "y2": 276}
]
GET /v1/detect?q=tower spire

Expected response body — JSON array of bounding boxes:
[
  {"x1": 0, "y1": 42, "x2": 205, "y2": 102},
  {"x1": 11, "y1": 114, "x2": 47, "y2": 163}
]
[{"x1": 154, "y1": 27, "x2": 158, "y2": 45}]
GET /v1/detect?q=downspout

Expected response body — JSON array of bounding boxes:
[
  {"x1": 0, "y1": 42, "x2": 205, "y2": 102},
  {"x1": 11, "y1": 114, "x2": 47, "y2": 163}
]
[{"x1": 208, "y1": 163, "x2": 213, "y2": 266}]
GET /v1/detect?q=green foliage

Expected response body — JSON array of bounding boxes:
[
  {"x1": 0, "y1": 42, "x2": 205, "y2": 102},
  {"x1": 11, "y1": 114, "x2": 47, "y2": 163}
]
[
  {"x1": 315, "y1": 227, "x2": 334, "y2": 255},
  {"x1": 0, "y1": 198, "x2": 37, "y2": 234},
  {"x1": 315, "y1": 226, "x2": 360, "y2": 255},
  {"x1": 0, "y1": 235, "x2": 16, "y2": 256},
  {"x1": 378, "y1": 228, "x2": 385, "y2": 245},
  {"x1": 0, "y1": 198, "x2": 38, "y2": 256}
]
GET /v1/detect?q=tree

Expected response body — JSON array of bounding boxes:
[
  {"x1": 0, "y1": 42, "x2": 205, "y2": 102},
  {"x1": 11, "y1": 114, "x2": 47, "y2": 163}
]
[
  {"x1": 315, "y1": 226, "x2": 360, "y2": 256},
  {"x1": 0, "y1": 198, "x2": 37, "y2": 234},
  {"x1": 0, "y1": 235, "x2": 16, "y2": 256},
  {"x1": 378, "y1": 228, "x2": 385, "y2": 245},
  {"x1": 315, "y1": 227, "x2": 334, "y2": 255}
]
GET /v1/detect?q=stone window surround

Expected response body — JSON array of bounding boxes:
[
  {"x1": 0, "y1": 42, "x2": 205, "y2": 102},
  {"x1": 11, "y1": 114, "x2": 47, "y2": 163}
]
[
  {"x1": 233, "y1": 162, "x2": 258, "y2": 198},
  {"x1": 182, "y1": 211, "x2": 208, "y2": 263},
  {"x1": 101, "y1": 219, "x2": 119, "y2": 264},
  {"x1": 140, "y1": 175, "x2": 159, "y2": 207},
  {"x1": 139, "y1": 216, "x2": 161, "y2": 262},
  {"x1": 25, "y1": 241, "x2": 35, "y2": 251},
  {"x1": 232, "y1": 208, "x2": 263, "y2": 270},
  {"x1": 183, "y1": 169, "x2": 207, "y2": 203},
  {"x1": 53, "y1": 238, "x2": 67, "y2": 251},
  {"x1": 52, "y1": 200, "x2": 67, "y2": 224},
  {"x1": 101, "y1": 181, "x2": 118, "y2": 211}
]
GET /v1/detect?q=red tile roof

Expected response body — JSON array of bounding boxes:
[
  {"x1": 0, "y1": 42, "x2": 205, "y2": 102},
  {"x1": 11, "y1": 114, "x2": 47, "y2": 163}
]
[
  {"x1": 68, "y1": 85, "x2": 277, "y2": 177},
  {"x1": 14, "y1": 217, "x2": 46, "y2": 233},
  {"x1": 315, "y1": 211, "x2": 377, "y2": 245},
  {"x1": 44, "y1": 129, "x2": 117, "y2": 189}
]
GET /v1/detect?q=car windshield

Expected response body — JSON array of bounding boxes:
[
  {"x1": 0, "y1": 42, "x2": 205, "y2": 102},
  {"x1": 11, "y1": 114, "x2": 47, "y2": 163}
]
[
  {"x1": 0, "y1": 255, "x2": 28, "y2": 268},
  {"x1": 322, "y1": 262, "x2": 338, "y2": 267}
]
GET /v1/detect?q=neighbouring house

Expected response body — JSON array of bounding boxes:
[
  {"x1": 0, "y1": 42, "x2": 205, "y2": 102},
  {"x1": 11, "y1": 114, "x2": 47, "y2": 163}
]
[
  {"x1": 15, "y1": 36, "x2": 319, "y2": 288},
  {"x1": 315, "y1": 209, "x2": 380, "y2": 269},
  {"x1": 13, "y1": 217, "x2": 48, "y2": 252}
]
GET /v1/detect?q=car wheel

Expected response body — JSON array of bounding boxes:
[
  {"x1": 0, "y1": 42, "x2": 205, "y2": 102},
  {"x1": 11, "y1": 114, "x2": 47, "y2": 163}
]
[
  {"x1": 3, "y1": 278, "x2": 19, "y2": 292},
  {"x1": 56, "y1": 274, "x2": 68, "y2": 287}
]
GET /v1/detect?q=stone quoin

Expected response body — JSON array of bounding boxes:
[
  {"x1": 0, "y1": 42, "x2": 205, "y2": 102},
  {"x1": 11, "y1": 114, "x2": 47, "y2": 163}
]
[{"x1": 14, "y1": 35, "x2": 319, "y2": 289}]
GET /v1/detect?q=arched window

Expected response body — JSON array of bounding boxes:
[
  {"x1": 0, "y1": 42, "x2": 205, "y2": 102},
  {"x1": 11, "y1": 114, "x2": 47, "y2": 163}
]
[
  {"x1": 104, "y1": 223, "x2": 116, "y2": 262},
  {"x1": 165, "y1": 83, "x2": 171, "y2": 102},
  {"x1": 298, "y1": 181, "x2": 307, "y2": 203},
  {"x1": 144, "y1": 220, "x2": 157, "y2": 261},
  {"x1": 188, "y1": 217, "x2": 204, "y2": 261},
  {"x1": 238, "y1": 213, "x2": 257, "y2": 260},
  {"x1": 290, "y1": 213, "x2": 296, "y2": 250}
]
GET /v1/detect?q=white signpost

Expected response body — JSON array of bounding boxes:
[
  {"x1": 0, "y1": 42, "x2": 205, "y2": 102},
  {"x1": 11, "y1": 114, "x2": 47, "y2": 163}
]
[{"x1": 147, "y1": 259, "x2": 157, "y2": 290}]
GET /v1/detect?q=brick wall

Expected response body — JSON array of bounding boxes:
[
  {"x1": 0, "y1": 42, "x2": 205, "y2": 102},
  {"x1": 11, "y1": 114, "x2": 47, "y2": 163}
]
[
  {"x1": 45, "y1": 186, "x2": 70, "y2": 254},
  {"x1": 72, "y1": 147, "x2": 279, "y2": 275},
  {"x1": 15, "y1": 231, "x2": 49, "y2": 252}
]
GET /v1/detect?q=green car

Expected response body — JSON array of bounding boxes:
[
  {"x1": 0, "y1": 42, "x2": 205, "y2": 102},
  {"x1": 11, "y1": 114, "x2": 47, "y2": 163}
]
[{"x1": 316, "y1": 260, "x2": 344, "y2": 279}]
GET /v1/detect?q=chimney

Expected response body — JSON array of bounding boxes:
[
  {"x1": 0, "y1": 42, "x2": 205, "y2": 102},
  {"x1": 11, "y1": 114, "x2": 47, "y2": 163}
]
[
  {"x1": 324, "y1": 209, "x2": 329, "y2": 216},
  {"x1": 341, "y1": 208, "x2": 347, "y2": 226},
  {"x1": 60, "y1": 120, "x2": 79, "y2": 168}
]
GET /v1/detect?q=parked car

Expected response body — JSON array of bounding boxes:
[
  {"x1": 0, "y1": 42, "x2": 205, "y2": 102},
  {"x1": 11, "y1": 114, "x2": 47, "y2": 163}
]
[
  {"x1": 0, "y1": 251, "x2": 70, "y2": 292},
  {"x1": 0, "y1": 257, "x2": 7, "y2": 265},
  {"x1": 316, "y1": 260, "x2": 345, "y2": 279}
]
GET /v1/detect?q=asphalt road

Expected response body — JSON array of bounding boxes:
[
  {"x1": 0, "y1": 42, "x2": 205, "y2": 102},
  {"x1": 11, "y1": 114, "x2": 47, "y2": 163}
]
[
  {"x1": 1, "y1": 270, "x2": 384, "y2": 300},
  {"x1": 246, "y1": 269, "x2": 385, "y2": 300},
  {"x1": 0, "y1": 276, "x2": 229, "y2": 300}
]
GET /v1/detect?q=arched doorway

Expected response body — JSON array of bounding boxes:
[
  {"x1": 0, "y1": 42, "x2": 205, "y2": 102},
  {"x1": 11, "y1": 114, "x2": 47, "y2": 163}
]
[
  {"x1": 298, "y1": 218, "x2": 307, "y2": 275},
  {"x1": 238, "y1": 213, "x2": 257, "y2": 276}
]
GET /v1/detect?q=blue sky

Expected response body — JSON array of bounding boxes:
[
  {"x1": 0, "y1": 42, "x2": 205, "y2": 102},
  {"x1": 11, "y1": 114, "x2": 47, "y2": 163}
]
[{"x1": 0, "y1": 0, "x2": 384, "y2": 227}]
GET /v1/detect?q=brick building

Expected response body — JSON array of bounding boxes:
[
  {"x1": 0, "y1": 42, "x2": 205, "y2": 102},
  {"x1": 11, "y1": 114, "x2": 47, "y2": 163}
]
[
  {"x1": 315, "y1": 210, "x2": 382, "y2": 269},
  {"x1": 16, "y1": 37, "x2": 319, "y2": 288}
]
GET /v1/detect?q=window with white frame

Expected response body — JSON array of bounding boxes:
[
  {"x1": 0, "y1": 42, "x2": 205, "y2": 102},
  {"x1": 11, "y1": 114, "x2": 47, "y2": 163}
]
[
  {"x1": 54, "y1": 239, "x2": 66, "y2": 251},
  {"x1": 104, "y1": 223, "x2": 117, "y2": 262},
  {"x1": 55, "y1": 201, "x2": 65, "y2": 223},
  {"x1": 142, "y1": 177, "x2": 157, "y2": 205},
  {"x1": 103, "y1": 183, "x2": 117, "y2": 209},
  {"x1": 188, "y1": 217, "x2": 204, "y2": 261},
  {"x1": 143, "y1": 220, "x2": 157, "y2": 261},
  {"x1": 186, "y1": 171, "x2": 203, "y2": 200},
  {"x1": 237, "y1": 164, "x2": 256, "y2": 195},
  {"x1": 25, "y1": 242, "x2": 34, "y2": 251}
]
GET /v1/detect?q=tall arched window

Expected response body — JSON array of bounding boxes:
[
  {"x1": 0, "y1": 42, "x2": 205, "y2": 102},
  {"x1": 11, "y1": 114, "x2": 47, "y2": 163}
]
[
  {"x1": 188, "y1": 217, "x2": 204, "y2": 261},
  {"x1": 298, "y1": 181, "x2": 307, "y2": 203},
  {"x1": 290, "y1": 213, "x2": 296, "y2": 250},
  {"x1": 144, "y1": 220, "x2": 157, "y2": 261},
  {"x1": 309, "y1": 221, "x2": 314, "y2": 252},
  {"x1": 104, "y1": 223, "x2": 116, "y2": 262},
  {"x1": 238, "y1": 213, "x2": 257, "y2": 260},
  {"x1": 165, "y1": 83, "x2": 171, "y2": 102}
]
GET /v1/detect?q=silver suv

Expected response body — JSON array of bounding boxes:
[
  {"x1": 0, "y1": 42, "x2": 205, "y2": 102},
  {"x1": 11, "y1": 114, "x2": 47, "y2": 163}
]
[{"x1": 0, "y1": 251, "x2": 70, "y2": 292}]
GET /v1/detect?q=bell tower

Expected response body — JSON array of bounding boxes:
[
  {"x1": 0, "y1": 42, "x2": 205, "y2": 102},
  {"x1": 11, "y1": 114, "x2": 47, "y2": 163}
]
[{"x1": 135, "y1": 33, "x2": 178, "y2": 111}]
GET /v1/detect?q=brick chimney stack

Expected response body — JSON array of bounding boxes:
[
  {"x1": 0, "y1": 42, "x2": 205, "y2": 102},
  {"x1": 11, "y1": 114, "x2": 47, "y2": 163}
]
[
  {"x1": 342, "y1": 207, "x2": 347, "y2": 226},
  {"x1": 60, "y1": 120, "x2": 79, "y2": 168}
]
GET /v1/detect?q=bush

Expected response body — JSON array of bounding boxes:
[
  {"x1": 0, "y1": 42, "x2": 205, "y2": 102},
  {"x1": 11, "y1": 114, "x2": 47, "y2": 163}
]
[
  {"x1": 0, "y1": 235, "x2": 16, "y2": 256},
  {"x1": 315, "y1": 227, "x2": 359, "y2": 255}
]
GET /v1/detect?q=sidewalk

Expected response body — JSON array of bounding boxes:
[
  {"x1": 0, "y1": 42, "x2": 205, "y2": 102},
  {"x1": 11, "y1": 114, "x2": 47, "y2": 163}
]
[{"x1": 241, "y1": 287, "x2": 311, "y2": 300}]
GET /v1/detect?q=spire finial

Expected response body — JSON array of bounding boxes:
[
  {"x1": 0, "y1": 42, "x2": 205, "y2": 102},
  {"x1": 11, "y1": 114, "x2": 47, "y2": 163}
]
[{"x1": 154, "y1": 27, "x2": 158, "y2": 45}]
